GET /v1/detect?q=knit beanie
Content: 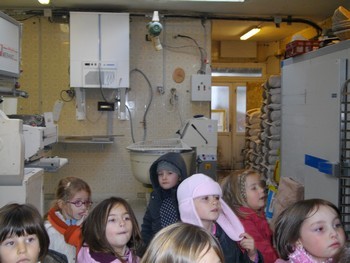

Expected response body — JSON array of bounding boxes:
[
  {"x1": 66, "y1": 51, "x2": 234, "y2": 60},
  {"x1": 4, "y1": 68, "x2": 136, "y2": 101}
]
[
  {"x1": 177, "y1": 173, "x2": 244, "y2": 241},
  {"x1": 157, "y1": 161, "x2": 181, "y2": 176}
]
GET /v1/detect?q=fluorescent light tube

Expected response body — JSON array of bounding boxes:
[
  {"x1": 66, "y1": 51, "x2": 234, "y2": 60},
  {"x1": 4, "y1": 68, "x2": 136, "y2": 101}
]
[
  {"x1": 240, "y1": 27, "x2": 261, "y2": 40},
  {"x1": 170, "y1": 0, "x2": 245, "y2": 2},
  {"x1": 38, "y1": 0, "x2": 50, "y2": 4}
]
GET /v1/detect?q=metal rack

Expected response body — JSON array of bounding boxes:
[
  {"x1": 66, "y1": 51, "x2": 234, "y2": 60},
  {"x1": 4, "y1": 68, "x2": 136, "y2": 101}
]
[
  {"x1": 126, "y1": 138, "x2": 192, "y2": 152},
  {"x1": 340, "y1": 78, "x2": 350, "y2": 239}
]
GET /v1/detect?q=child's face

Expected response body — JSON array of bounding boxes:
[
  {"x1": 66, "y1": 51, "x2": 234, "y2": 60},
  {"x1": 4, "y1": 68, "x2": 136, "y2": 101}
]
[
  {"x1": 244, "y1": 174, "x2": 266, "y2": 211},
  {"x1": 0, "y1": 233, "x2": 40, "y2": 263},
  {"x1": 157, "y1": 169, "x2": 179, "y2": 189},
  {"x1": 298, "y1": 205, "x2": 346, "y2": 261},
  {"x1": 194, "y1": 195, "x2": 221, "y2": 227},
  {"x1": 61, "y1": 190, "x2": 91, "y2": 221},
  {"x1": 106, "y1": 203, "x2": 133, "y2": 255}
]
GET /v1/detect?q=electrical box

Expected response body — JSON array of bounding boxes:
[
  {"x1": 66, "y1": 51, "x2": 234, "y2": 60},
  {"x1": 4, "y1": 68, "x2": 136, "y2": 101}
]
[
  {"x1": 70, "y1": 12, "x2": 129, "y2": 89},
  {"x1": 191, "y1": 74, "x2": 212, "y2": 101}
]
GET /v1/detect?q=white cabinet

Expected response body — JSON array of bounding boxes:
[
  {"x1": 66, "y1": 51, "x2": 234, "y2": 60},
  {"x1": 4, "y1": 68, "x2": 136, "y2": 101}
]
[
  {"x1": 0, "y1": 168, "x2": 44, "y2": 214},
  {"x1": 281, "y1": 40, "x2": 350, "y2": 206},
  {"x1": 70, "y1": 12, "x2": 130, "y2": 89}
]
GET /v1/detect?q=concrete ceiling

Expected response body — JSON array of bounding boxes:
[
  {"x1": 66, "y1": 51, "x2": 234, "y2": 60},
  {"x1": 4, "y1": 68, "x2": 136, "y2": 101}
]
[{"x1": 1, "y1": 0, "x2": 349, "y2": 41}]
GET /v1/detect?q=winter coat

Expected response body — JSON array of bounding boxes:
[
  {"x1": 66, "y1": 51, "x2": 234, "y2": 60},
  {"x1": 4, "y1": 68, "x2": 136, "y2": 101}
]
[
  {"x1": 45, "y1": 210, "x2": 84, "y2": 263},
  {"x1": 43, "y1": 250, "x2": 68, "y2": 263},
  {"x1": 140, "y1": 152, "x2": 188, "y2": 252},
  {"x1": 215, "y1": 223, "x2": 264, "y2": 263},
  {"x1": 238, "y1": 206, "x2": 278, "y2": 263}
]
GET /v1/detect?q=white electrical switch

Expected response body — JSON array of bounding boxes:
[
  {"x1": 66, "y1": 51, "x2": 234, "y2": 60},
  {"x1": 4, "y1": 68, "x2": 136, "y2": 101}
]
[{"x1": 191, "y1": 74, "x2": 212, "y2": 101}]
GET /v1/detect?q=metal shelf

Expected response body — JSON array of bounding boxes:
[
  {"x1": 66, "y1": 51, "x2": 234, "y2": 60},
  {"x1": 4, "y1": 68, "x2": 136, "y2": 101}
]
[{"x1": 58, "y1": 135, "x2": 123, "y2": 144}]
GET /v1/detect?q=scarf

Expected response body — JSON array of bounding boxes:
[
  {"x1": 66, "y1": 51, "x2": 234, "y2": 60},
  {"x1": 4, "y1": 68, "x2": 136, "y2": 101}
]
[
  {"x1": 90, "y1": 247, "x2": 131, "y2": 263},
  {"x1": 288, "y1": 246, "x2": 333, "y2": 263},
  {"x1": 47, "y1": 208, "x2": 82, "y2": 254}
]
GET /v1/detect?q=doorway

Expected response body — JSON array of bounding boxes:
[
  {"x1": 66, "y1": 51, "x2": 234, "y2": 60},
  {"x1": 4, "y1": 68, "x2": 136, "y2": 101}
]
[{"x1": 211, "y1": 83, "x2": 246, "y2": 170}]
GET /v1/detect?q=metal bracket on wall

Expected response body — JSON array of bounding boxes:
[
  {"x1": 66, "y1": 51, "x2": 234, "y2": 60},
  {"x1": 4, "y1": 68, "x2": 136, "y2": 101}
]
[{"x1": 74, "y1": 87, "x2": 86, "y2": 120}]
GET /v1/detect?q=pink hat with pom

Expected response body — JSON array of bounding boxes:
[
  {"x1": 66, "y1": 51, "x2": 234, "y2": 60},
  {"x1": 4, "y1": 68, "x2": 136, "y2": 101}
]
[{"x1": 177, "y1": 173, "x2": 244, "y2": 241}]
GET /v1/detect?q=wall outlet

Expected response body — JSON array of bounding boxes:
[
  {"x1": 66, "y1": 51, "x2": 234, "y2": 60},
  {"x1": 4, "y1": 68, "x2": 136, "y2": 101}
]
[{"x1": 191, "y1": 74, "x2": 212, "y2": 101}]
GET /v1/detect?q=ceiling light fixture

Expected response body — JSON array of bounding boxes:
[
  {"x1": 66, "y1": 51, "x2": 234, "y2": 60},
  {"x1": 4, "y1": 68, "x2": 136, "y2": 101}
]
[
  {"x1": 170, "y1": 0, "x2": 244, "y2": 2},
  {"x1": 240, "y1": 27, "x2": 261, "y2": 40},
  {"x1": 38, "y1": 0, "x2": 50, "y2": 4}
]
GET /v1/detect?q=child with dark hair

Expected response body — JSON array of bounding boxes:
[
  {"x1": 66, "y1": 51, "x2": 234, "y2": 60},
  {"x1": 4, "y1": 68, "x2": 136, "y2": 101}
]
[
  {"x1": 274, "y1": 198, "x2": 346, "y2": 263},
  {"x1": 0, "y1": 203, "x2": 67, "y2": 263},
  {"x1": 78, "y1": 197, "x2": 141, "y2": 263},
  {"x1": 140, "y1": 152, "x2": 188, "y2": 253}
]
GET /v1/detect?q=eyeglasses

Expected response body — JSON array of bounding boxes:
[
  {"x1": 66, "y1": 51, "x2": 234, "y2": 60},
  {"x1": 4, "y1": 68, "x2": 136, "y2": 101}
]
[{"x1": 66, "y1": 200, "x2": 93, "y2": 207}]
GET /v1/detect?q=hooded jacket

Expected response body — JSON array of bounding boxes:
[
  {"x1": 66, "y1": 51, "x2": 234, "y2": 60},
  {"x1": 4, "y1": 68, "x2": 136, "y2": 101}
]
[
  {"x1": 140, "y1": 152, "x2": 188, "y2": 253},
  {"x1": 177, "y1": 173, "x2": 244, "y2": 241},
  {"x1": 177, "y1": 173, "x2": 263, "y2": 263},
  {"x1": 239, "y1": 206, "x2": 278, "y2": 263}
]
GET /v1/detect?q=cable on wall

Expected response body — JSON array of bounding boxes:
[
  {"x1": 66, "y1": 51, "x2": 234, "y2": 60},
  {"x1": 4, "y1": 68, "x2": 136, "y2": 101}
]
[
  {"x1": 130, "y1": 68, "x2": 153, "y2": 142},
  {"x1": 161, "y1": 14, "x2": 323, "y2": 38},
  {"x1": 7, "y1": 10, "x2": 324, "y2": 39},
  {"x1": 174, "y1": 34, "x2": 207, "y2": 74}
]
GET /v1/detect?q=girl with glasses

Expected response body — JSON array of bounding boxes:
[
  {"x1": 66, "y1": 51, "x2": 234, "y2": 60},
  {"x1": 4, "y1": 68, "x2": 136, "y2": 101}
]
[{"x1": 44, "y1": 176, "x2": 92, "y2": 263}]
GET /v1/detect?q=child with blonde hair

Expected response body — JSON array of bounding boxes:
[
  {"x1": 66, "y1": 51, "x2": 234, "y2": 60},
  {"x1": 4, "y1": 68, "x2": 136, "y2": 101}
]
[
  {"x1": 177, "y1": 173, "x2": 263, "y2": 263},
  {"x1": 45, "y1": 177, "x2": 92, "y2": 262},
  {"x1": 274, "y1": 198, "x2": 346, "y2": 263},
  {"x1": 78, "y1": 197, "x2": 141, "y2": 263},
  {"x1": 141, "y1": 222, "x2": 224, "y2": 263},
  {"x1": 221, "y1": 169, "x2": 278, "y2": 262}
]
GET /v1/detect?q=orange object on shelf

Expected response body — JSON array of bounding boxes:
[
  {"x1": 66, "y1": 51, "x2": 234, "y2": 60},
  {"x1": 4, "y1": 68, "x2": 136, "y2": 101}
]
[{"x1": 285, "y1": 40, "x2": 320, "y2": 58}]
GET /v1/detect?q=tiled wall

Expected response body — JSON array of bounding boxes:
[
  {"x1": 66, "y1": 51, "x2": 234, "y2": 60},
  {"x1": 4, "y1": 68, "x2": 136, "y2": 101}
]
[{"x1": 17, "y1": 15, "x2": 211, "y2": 206}]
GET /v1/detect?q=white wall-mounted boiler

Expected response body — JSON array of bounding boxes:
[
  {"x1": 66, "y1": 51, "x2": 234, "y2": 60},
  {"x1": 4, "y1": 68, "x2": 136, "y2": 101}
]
[{"x1": 70, "y1": 12, "x2": 129, "y2": 89}]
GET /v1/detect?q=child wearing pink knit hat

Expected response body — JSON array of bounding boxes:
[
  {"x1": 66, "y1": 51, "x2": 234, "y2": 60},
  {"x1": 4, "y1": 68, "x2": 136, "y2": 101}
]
[{"x1": 177, "y1": 173, "x2": 263, "y2": 263}]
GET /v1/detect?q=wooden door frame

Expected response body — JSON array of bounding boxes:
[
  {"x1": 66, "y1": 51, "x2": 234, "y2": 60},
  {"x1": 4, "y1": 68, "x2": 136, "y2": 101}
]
[{"x1": 211, "y1": 82, "x2": 246, "y2": 170}]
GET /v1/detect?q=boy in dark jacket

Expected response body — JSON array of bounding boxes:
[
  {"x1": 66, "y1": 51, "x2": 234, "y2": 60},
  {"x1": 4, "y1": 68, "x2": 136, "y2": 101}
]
[{"x1": 140, "y1": 152, "x2": 188, "y2": 254}]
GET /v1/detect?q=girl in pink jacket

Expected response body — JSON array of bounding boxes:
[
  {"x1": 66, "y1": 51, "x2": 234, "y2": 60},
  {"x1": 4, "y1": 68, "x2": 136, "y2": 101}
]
[{"x1": 77, "y1": 197, "x2": 141, "y2": 263}]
